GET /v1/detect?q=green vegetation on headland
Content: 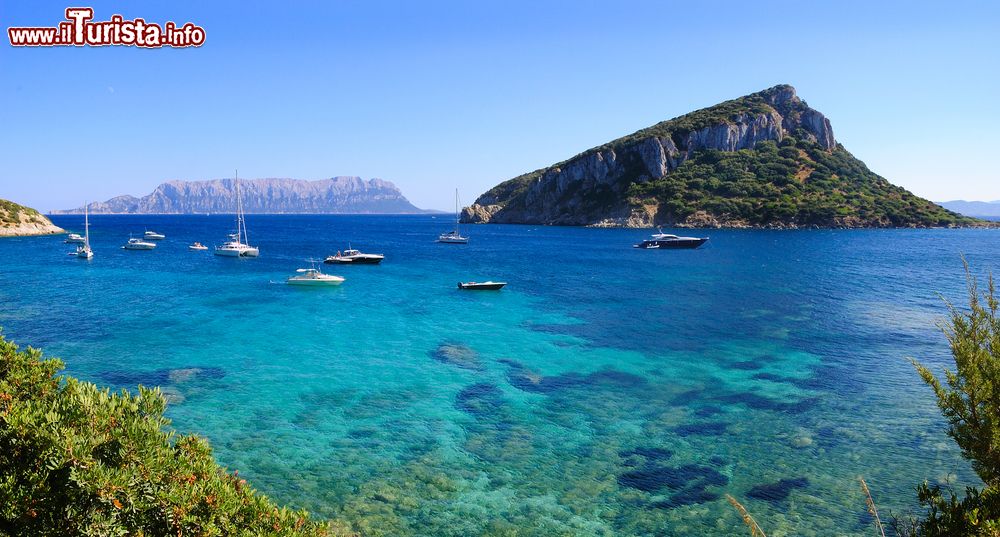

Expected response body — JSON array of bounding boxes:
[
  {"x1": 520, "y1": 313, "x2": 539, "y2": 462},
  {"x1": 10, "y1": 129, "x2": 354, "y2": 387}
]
[
  {"x1": 463, "y1": 85, "x2": 988, "y2": 228},
  {"x1": 0, "y1": 199, "x2": 43, "y2": 226},
  {"x1": 0, "y1": 199, "x2": 63, "y2": 236},
  {"x1": 627, "y1": 136, "x2": 976, "y2": 228},
  {"x1": 0, "y1": 335, "x2": 353, "y2": 536}
]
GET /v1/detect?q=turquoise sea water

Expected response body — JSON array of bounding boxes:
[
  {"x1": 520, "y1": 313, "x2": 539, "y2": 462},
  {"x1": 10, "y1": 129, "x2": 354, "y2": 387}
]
[{"x1": 2, "y1": 214, "x2": 998, "y2": 536}]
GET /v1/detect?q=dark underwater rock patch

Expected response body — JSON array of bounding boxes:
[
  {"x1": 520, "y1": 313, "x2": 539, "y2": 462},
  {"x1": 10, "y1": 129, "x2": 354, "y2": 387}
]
[
  {"x1": 731, "y1": 360, "x2": 765, "y2": 370},
  {"x1": 455, "y1": 383, "x2": 505, "y2": 420},
  {"x1": 751, "y1": 372, "x2": 788, "y2": 382},
  {"x1": 708, "y1": 455, "x2": 726, "y2": 467},
  {"x1": 652, "y1": 487, "x2": 721, "y2": 509},
  {"x1": 715, "y1": 392, "x2": 819, "y2": 414},
  {"x1": 618, "y1": 463, "x2": 726, "y2": 493},
  {"x1": 431, "y1": 343, "x2": 483, "y2": 371},
  {"x1": 674, "y1": 421, "x2": 730, "y2": 437},
  {"x1": 499, "y1": 359, "x2": 645, "y2": 395},
  {"x1": 694, "y1": 405, "x2": 723, "y2": 417},
  {"x1": 99, "y1": 366, "x2": 226, "y2": 387},
  {"x1": 620, "y1": 446, "x2": 674, "y2": 462},
  {"x1": 619, "y1": 463, "x2": 729, "y2": 509},
  {"x1": 746, "y1": 477, "x2": 810, "y2": 503}
]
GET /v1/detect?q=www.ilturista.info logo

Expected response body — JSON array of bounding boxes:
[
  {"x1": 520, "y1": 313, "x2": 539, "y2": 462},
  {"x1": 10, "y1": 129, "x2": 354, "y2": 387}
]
[{"x1": 8, "y1": 8, "x2": 205, "y2": 48}]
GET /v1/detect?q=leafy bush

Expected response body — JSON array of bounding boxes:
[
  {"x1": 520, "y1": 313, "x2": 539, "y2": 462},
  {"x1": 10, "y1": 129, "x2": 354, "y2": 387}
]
[
  {"x1": 903, "y1": 265, "x2": 1000, "y2": 535},
  {"x1": 0, "y1": 334, "x2": 353, "y2": 536}
]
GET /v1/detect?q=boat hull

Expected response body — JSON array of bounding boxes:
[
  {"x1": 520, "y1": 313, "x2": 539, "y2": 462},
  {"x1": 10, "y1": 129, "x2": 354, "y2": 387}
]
[
  {"x1": 437, "y1": 237, "x2": 469, "y2": 244},
  {"x1": 214, "y1": 246, "x2": 258, "y2": 257},
  {"x1": 458, "y1": 282, "x2": 506, "y2": 290},
  {"x1": 325, "y1": 255, "x2": 383, "y2": 264},
  {"x1": 287, "y1": 278, "x2": 344, "y2": 286}
]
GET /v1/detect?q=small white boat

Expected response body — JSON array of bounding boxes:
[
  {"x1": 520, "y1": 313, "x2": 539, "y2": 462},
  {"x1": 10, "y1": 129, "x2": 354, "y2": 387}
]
[
  {"x1": 122, "y1": 237, "x2": 156, "y2": 250},
  {"x1": 188, "y1": 242, "x2": 209, "y2": 251},
  {"x1": 215, "y1": 172, "x2": 260, "y2": 258},
  {"x1": 64, "y1": 233, "x2": 85, "y2": 244},
  {"x1": 144, "y1": 230, "x2": 165, "y2": 240},
  {"x1": 287, "y1": 261, "x2": 344, "y2": 286},
  {"x1": 72, "y1": 203, "x2": 94, "y2": 259},
  {"x1": 437, "y1": 230, "x2": 469, "y2": 244},
  {"x1": 437, "y1": 189, "x2": 469, "y2": 244}
]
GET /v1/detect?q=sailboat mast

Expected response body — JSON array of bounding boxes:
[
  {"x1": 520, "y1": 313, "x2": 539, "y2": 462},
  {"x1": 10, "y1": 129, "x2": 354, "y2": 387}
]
[
  {"x1": 84, "y1": 202, "x2": 89, "y2": 247},
  {"x1": 454, "y1": 188, "x2": 460, "y2": 233},
  {"x1": 235, "y1": 170, "x2": 245, "y2": 244}
]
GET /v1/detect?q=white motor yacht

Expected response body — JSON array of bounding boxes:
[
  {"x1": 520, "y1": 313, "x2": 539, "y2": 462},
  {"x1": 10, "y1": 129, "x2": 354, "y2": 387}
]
[
  {"x1": 287, "y1": 261, "x2": 344, "y2": 286},
  {"x1": 64, "y1": 233, "x2": 85, "y2": 244},
  {"x1": 123, "y1": 237, "x2": 156, "y2": 250},
  {"x1": 144, "y1": 230, "x2": 165, "y2": 240}
]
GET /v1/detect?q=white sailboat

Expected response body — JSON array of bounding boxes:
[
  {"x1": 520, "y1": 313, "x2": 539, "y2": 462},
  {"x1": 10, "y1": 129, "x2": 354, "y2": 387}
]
[
  {"x1": 437, "y1": 189, "x2": 469, "y2": 244},
  {"x1": 215, "y1": 171, "x2": 259, "y2": 257},
  {"x1": 72, "y1": 202, "x2": 94, "y2": 259}
]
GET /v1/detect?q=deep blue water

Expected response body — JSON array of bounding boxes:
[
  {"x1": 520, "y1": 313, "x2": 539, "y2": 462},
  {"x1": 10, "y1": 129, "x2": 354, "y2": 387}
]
[{"x1": 2, "y1": 214, "x2": 998, "y2": 536}]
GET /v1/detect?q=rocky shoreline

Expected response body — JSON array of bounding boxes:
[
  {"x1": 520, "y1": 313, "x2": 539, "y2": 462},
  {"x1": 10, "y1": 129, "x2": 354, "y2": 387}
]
[
  {"x1": 0, "y1": 199, "x2": 64, "y2": 237},
  {"x1": 0, "y1": 221, "x2": 64, "y2": 237}
]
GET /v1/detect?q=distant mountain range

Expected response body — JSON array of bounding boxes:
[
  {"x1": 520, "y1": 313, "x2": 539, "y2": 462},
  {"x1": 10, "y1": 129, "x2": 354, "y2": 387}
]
[
  {"x1": 53, "y1": 177, "x2": 425, "y2": 214},
  {"x1": 463, "y1": 84, "x2": 983, "y2": 228},
  {"x1": 937, "y1": 200, "x2": 1000, "y2": 217}
]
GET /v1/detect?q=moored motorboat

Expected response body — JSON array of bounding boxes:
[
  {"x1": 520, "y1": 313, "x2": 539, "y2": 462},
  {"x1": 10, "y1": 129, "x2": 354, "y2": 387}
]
[
  {"x1": 287, "y1": 261, "x2": 345, "y2": 286},
  {"x1": 144, "y1": 230, "x2": 165, "y2": 240},
  {"x1": 458, "y1": 281, "x2": 506, "y2": 290},
  {"x1": 634, "y1": 227, "x2": 708, "y2": 249},
  {"x1": 189, "y1": 242, "x2": 208, "y2": 251},
  {"x1": 64, "y1": 233, "x2": 85, "y2": 244},
  {"x1": 122, "y1": 237, "x2": 156, "y2": 250},
  {"x1": 324, "y1": 248, "x2": 384, "y2": 264}
]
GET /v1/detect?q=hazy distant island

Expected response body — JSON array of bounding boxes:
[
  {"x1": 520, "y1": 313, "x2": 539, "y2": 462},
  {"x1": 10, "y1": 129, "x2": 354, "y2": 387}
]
[
  {"x1": 463, "y1": 84, "x2": 987, "y2": 229},
  {"x1": 53, "y1": 177, "x2": 427, "y2": 215},
  {"x1": 937, "y1": 200, "x2": 1000, "y2": 218},
  {"x1": 0, "y1": 199, "x2": 64, "y2": 237}
]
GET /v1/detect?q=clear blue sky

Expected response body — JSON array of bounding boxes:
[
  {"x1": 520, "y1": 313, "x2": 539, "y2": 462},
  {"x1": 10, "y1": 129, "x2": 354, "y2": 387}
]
[{"x1": 1, "y1": 0, "x2": 998, "y2": 212}]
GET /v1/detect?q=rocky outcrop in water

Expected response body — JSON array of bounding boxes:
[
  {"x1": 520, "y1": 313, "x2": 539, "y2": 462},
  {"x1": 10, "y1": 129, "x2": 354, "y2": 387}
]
[
  {"x1": 53, "y1": 177, "x2": 424, "y2": 214},
  {"x1": 463, "y1": 84, "x2": 977, "y2": 228},
  {"x1": 0, "y1": 199, "x2": 63, "y2": 237}
]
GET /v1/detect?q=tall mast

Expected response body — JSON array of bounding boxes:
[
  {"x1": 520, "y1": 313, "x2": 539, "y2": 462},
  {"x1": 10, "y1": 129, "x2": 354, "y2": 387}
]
[
  {"x1": 235, "y1": 170, "x2": 245, "y2": 244},
  {"x1": 454, "y1": 188, "x2": 460, "y2": 233},
  {"x1": 84, "y1": 201, "x2": 89, "y2": 247}
]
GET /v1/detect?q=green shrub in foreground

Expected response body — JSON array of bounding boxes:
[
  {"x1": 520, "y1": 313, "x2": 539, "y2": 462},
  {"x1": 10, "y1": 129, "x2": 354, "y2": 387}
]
[
  {"x1": 0, "y1": 335, "x2": 354, "y2": 536},
  {"x1": 904, "y1": 266, "x2": 1000, "y2": 536}
]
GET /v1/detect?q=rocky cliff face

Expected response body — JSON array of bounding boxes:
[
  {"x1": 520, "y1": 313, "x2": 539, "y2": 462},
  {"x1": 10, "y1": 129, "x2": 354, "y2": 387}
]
[
  {"x1": 54, "y1": 177, "x2": 424, "y2": 214},
  {"x1": 463, "y1": 84, "x2": 846, "y2": 227},
  {"x1": 0, "y1": 199, "x2": 64, "y2": 237}
]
